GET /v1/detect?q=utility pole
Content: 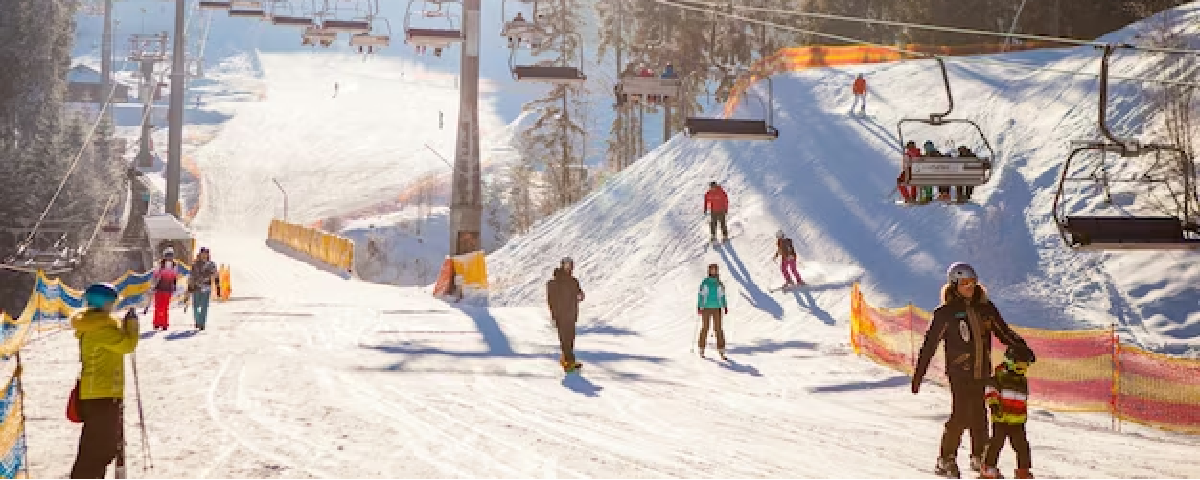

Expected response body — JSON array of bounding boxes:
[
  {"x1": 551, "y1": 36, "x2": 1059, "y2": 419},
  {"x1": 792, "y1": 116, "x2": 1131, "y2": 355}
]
[
  {"x1": 166, "y1": 0, "x2": 186, "y2": 218},
  {"x1": 102, "y1": 0, "x2": 113, "y2": 125},
  {"x1": 129, "y1": 33, "x2": 168, "y2": 169},
  {"x1": 448, "y1": 0, "x2": 482, "y2": 256}
]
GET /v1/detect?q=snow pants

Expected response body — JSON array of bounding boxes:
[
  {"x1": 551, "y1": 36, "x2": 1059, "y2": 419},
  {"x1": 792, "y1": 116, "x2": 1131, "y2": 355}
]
[
  {"x1": 152, "y1": 290, "x2": 173, "y2": 329},
  {"x1": 698, "y1": 308, "x2": 726, "y2": 351},
  {"x1": 940, "y1": 377, "x2": 990, "y2": 460},
  {"x1": 192, "y1": 289, "x2": 212, "y2": 329},
  {"x1": 553, "y1": 313, "x2": 578, "y2": 367},
  {"x1": 709, "y1": 211, "x2": 729, "y2": 239},
  {"x1": 850, "y1": 94, "x2": 866, "y2": 113},
  {"x1": 984, "y1": 423, "x2": 1031, "y2": 469},
  {"x1": 780, "y1": 257, "x2": 802, "y2": 284},
  {"x1": 70, "y1": 398, "x2": 122, "y2": 479}
]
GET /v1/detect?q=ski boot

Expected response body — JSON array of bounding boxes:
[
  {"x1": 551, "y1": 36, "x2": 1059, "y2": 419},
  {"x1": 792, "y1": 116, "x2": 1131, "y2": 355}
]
[
  {"x1": 969, "y1": 455, "x2": 984, "y2": 473},
  {"x1": 979, "y1": 466, "x2": 1003, "y2": 479},
  {"x1": 935, "y1": 457, "x2": 961, "y2": 479},
  {"x1": 1013, "y1": 468, "x2": 1033, "y2": 479},
  {"x1": 698, "y1": 347, "x2": 706, "y2": 358},
  {"x1": 718, "y1": 349, "x2": 727, "y2": 361}
]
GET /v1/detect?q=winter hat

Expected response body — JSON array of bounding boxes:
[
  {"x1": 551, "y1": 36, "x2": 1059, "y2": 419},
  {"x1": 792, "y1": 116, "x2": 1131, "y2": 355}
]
[{"x1": 922, "y1": 140, "x2": 937, "y2": 154}]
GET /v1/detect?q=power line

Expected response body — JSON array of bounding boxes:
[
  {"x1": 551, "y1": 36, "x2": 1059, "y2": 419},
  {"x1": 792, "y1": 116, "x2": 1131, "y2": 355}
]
[
  {"x1": 674, "y1": 0, "x2": 1200, "y2": 56},
  {"x1": 652, "y1": 0, "x2": 1200, "y2": 89}
]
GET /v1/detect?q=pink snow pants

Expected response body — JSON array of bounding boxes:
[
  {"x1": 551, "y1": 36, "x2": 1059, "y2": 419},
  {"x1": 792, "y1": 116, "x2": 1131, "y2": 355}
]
[
  {"x1": 153, "y1": 291, "x2": 172, "y2": 329},
  {"x1": 781, "y1": 258, "x2": 802, "y2": 284}
]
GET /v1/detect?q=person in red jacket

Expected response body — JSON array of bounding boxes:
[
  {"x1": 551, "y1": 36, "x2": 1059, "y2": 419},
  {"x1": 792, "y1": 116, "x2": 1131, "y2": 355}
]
[
  {"x1": 704, "y1": 182, "x2": 730, "y2": 242},
  {"x1": 850, "y1": 73, "x2": 867, "y2": 115},
  {"x1": 898, "y1": 140, "x2": 921, "y2": 203}
]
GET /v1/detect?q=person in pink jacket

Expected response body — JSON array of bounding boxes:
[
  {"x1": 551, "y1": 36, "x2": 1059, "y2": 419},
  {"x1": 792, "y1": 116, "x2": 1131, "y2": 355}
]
[{"x1": 149, "y1": 247, "x2": 182, "y2": 330}]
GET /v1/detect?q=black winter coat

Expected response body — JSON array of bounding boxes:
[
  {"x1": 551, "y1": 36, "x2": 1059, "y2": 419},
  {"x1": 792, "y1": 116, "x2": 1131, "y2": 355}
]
[
  {"x1": 547, "y1": 268, "x2": 583, "y2": 322},
  {"x1": 914, "y1": 284, "x2": 1028, "y2": 382}
]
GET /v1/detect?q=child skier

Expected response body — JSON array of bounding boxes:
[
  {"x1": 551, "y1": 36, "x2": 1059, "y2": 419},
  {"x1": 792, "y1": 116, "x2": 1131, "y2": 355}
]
[
  {"x1": 773, "y1": 230, "x2": 803, "y2": 288},
  {"x1": 696, "y1": 263, "x2": 728, "y2": 359},
  {"x1": 981, "y1": 345, "x2": 1038, "y2": 479},
  {"x1": 149, "y1": 247, "x2": 181, "y2": 330}
]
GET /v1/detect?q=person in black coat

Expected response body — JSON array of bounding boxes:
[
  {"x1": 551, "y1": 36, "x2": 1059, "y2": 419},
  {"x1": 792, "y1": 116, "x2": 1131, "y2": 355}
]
[
  {"x1": 912, "y1": 262, "x2": 1032, "y2": 478},
  {"x1": 547, "y1": 257, "x2": 585, "y2": 371}
]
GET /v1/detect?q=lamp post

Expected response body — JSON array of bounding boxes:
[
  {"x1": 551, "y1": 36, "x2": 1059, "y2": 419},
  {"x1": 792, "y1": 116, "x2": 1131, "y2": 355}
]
[{"x1": 272, "y1": 178, "x2": 288, "y2": 222}]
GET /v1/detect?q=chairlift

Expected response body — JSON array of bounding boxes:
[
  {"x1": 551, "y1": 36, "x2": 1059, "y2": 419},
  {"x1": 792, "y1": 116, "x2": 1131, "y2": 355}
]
[
  {"x1": 500, "y1": 0, "x2": 544, "y2": 49},
  {"x1": 508, "y1": 33, "x2": 586, "y2": 84},
  {"x1": 199, "y1": 1, "x2": 232, "y2": 10},
  {"x1": 1, "y1": 225, "x2": 84, "y2": 276},
  {"x1": 896, "y1": 58, "x2": 994, "y2": 192},
  {"x1": 683, "y1": 67, "x2": 778, "y2": 140},
  {"x1": 617, "y1": 65, "x2": 682, "y2": 104},
  {"x1": 302, "y1": 26, "x2": 337, "y2": 47},
  {"x1": 228, "y1": 0, "x2": 267, "y2": 18},
  {"x1": 1051, "y1": 45, "x2": 1200, "y2": 250},
  {"x1": 323, "y1": 18, "x2": 371, "y2": 34},
  {"x1": 270, "y1": 0, "x2": 315, "y2": 27},
  {"x1": 403, "y1": 0, "x2": 463, "y2": 50},
  {"x1": 351, "y1": 18, "x2": 392, "y2": 51}
]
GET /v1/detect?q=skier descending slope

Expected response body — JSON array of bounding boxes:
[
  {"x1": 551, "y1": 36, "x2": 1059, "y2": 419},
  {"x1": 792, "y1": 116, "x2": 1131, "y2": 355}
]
[
  {"x1": 773, "y1": 230, "x2": 803, "y2": 289},
  {"x1": 911, "y1": 262, "x2": 1032, "y2": 478},
  {"x1": 704, "y1": 182, "x2": 730, "y2": 243},
  {"x1": 696, "y1": 263, "x2": 728, "y2": 360},
  {"x1": 547, "y1": 257, "x2": 585, "y2": 372}
]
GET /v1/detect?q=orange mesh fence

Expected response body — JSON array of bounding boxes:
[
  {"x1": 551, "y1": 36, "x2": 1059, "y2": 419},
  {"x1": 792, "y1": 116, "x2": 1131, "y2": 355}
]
[
  {"x1": 849, "y1": 283, "x2": 1200, "y2": 434},
  {"x1": 723, "y1": 42, "x2": 1063, "y2": 117}
]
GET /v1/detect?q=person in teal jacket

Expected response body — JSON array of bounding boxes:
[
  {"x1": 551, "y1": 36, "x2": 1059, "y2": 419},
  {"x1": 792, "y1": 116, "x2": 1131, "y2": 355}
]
[{"x1": 696, "y1": 263, "x2": 728, "y2": 359}]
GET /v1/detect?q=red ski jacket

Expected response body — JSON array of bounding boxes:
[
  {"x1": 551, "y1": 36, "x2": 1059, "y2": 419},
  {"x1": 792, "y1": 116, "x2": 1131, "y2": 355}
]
[
  {"x1": 852, "y1": 77, "x2": 867, "y2": 95},
  {"x1": 705, "y1": 187, "x2": 729, "y2": 213}
]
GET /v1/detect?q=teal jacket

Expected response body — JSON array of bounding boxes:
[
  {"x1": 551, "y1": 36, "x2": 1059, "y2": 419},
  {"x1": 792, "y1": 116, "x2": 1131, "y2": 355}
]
[{"x1": 697, "y1": 277, "x2": 727, "y2": 309}]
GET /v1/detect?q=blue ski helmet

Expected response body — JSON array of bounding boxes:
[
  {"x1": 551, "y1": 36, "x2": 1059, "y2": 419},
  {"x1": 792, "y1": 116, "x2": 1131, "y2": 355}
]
[{"x1": 83, "y1": 283, "x2": 119, "y2": 309}]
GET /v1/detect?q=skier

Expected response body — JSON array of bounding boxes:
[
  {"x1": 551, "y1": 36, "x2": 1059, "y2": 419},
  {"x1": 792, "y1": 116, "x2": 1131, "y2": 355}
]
[
  {"x1": 704, "y1": 181, "x2": 730, "y2": 243},
  {"x1": 980, "y1": 345, "x2": 1038, "y2": 480},
  {"x1": 333, "y1": 82, "x2": 339, "y2": 97},
  {"x1": 149, "y1": 247, "x2": 181, "y2": 330},
  {"x1": 773, "y1": 230, "x2": 803, "y2": 288},
  {"x1": 547, "y1": 257, "x2": 585, "y2": 372},
  {"x1": 921, "y1": 140, "x2": 942, "y2": 202},
  {"x1": 70, "y1": 283, "x2": 139, "y2": 479},
  {"x1": 696, "y1": 263, "x2": 728, "y2": 359},
  {"x1": 911, "y1": 262, "x2": 1032, "y2": 478},
  {"x1": 439, "y1": 111, "x2": 444, "y2": 130},
  {"x1": 187, "y1": 247, "x2": 220, "y2": 331},
  {"x1": 850, "y1": 73, "x2": 867, "y2": 115}
]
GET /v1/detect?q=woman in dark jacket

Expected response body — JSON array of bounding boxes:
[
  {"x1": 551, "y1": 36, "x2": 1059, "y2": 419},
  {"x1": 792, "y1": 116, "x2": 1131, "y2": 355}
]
[
  {"x1": 547, "y1": 257, "x2": 585, "y2": 371},
  {"x1": 911, "y1": 262, "x2": 1033, "y2": 478}
]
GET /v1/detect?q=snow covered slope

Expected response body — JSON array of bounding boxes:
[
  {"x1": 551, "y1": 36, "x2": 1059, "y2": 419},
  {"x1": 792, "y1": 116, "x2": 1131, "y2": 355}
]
[{"x1": 489, "y1": 5, "x2": 1200, "y2": 355}]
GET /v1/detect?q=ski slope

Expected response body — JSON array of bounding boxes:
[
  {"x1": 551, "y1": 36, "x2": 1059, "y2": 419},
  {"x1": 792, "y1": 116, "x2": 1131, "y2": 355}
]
[{"x1": 23, "y1": 1, "x2": 1200, "y2": 478}]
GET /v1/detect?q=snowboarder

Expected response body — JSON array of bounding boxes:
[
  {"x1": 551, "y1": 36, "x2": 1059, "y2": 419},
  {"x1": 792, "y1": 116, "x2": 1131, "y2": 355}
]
[
  {"x1": 773, "y1": 230, "x2": 803, "y2": 288},
  {"x1": 911, "y1": 262, "x2": 1032, "y2": 478},
  {"x1": 850, "y1": 73, "x2": 867, "y2": 115},
  {"x1": 149, "y1": 248, "x2": 181, "y2": 330},
  {"x1": 704, "y1": 181, "x2": 730, "y2": 243},
  {"x1": 70, "y1": 283, "x2": 139, "y2": 479},
  {"x1": 980, "y1": 345, "x2": 1038, "y2": 480},
  {"x1": 696, "y1": 263, "x2": 728, "y2": 359},
  {"x1": 187, "y1": 247, "x2": 220, "y2": 331},
  {"x1": 547, "y1": 257, "x2": 585, "y2": 372}
]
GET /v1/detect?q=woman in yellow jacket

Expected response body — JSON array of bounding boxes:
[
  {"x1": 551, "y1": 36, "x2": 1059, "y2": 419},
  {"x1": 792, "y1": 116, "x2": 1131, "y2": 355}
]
[{"x1": 70, "y1": 283, "x2": 139, "y2": 479}]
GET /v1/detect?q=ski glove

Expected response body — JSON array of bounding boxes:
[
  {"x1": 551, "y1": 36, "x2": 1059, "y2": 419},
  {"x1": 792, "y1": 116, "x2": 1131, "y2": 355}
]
[{"x1": 724, "y1": 307, "x2": 728, "y2": 314}]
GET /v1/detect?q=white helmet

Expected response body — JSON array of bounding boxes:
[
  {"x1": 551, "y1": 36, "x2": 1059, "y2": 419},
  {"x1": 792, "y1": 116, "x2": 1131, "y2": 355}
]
[
  {"x1": 946, "y1": 262, "x2": 977, "y2": 283},
  {"x1": 776, "y1": 230, "x2": 785, "y2": 239}
]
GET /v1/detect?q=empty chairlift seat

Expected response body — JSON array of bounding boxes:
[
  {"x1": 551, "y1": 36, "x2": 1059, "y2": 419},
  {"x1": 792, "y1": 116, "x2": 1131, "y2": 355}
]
[
  {"x1": 198, "y1": 1, "x2": 232, "y2": 10},
  {"x1": 1062, "y1": 216, "x2": 1200, "y2": 250},
  {"x1": 273, "y1": 15, "x2": 315, "y2": 27},
  {"x1": 683, "y1": 118, "x2": 779, "y2": 140},
  {"x1": 323, "y1": 19, "x2": 371, "y2": 34},
  {"x1": 405, "y1": 27, "x2": 462, "y2": 47},
  {"x1": 228, "y1": 0, "x2": 265, "y2": 17},
  {"x1": 903, "y1": 156, "x2": 992, "y2": 187},
  {"x1": 512, "y1": 65, "x2": 586, "y2": 84}
]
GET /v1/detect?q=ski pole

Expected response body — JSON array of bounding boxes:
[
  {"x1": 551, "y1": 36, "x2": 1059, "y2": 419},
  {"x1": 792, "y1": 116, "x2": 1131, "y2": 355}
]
[{"x1": 131, "y1": 352, "x2": 154, "y2": 472}]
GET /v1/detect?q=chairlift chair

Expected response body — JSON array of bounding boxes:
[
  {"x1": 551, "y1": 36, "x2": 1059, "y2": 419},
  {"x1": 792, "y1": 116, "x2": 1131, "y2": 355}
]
[
  {"x1": 228, "y1": 0, "x2": 267, "y2": 18},
  {"x1": 351, "y1": 18, "x2": 392, "y2": 50},
  {"x1": 1, "y1": 230, "x2": 84, "y2": 276},
  {"x1": 404, "y1": 0, "x2": 463, "y2": 49},
  {"x1": 1051, "y1": 45, "x2": 1200, "y2": 250},
  {"x1": 302, "y1": 26, "x2": 338, "y2": 47},
  {"x1": 500, "y1": 0, "x2": 544, "y2": 48},
  {"x1": 270, "y1": 1, "x2": 315, "y2": 27},
  {"x1": 323, "y1": 18, "x2": 372, "y2": 34},
  {"x1": 683, "y1": 68, "x2": 778, "y2": 140},
  {"x1": 618, "y1": 73, "x2": 682, "y2": 102},
  {"x1": 508, "y1": 32, "x2": 586, "y2": 84},
  {"x1": 896, "y1": 58, "x2": 994, "y2": 192},
  {"x1": 199, "y1": 1, "x2": 233, "y2": 10}
]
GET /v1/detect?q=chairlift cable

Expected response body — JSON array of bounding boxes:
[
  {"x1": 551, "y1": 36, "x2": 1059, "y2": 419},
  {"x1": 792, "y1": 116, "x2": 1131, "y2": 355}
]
[{"x1": 653, "y1": 0, "x2": 1200, "y2": 89}]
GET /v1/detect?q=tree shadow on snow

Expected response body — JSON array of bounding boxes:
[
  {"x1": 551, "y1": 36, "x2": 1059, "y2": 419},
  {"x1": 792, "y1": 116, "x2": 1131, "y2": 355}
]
[
  {"x1": 449, "y1": 304, "x2": 514, "y2": 355},
  {"x1": 807, "y1": 375, "x2": 910, "y2": 393},
  {"x1": 562, "y1": 374, "x2": 604, "y2": 397},
  {"x1": 716, "y1": 244, "x2": 784, "y2": 319}
]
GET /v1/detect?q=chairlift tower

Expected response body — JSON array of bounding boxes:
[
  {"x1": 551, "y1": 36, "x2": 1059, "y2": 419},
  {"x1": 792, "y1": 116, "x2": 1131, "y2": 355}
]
[
  {"x1": 449, "y1": 0, "x2": 482, "y2": 256},
  {"x1": 128, "y1": 33, "x2": 169, "y2": 169},
  {"x1": 166, "y1": 0, "x2": 187, "y2": 218}
]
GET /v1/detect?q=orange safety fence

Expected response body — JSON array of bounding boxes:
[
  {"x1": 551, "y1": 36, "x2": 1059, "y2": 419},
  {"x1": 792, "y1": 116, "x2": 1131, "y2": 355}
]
[
  {"x1": 849, "y1": 283, "x2": 1200, "y2": 434},
  {"x1": 723, "y1": 41, "x2": 1063, "y2": 117}
]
